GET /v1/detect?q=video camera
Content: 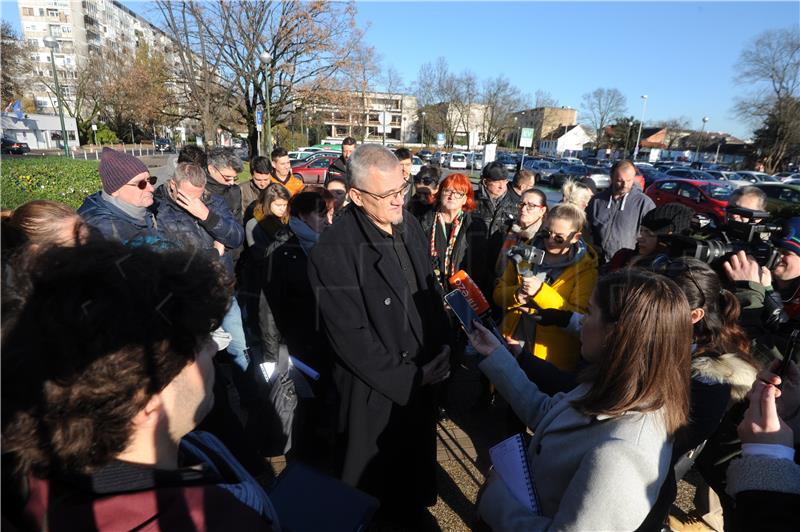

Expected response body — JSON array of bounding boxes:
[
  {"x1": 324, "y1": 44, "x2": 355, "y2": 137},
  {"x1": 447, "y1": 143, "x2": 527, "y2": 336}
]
[
  {"x1": 660, "y1": 206, "x2": 784, "y2": 269},
  {"x1": 507, "y1": 243, "x2": 546, "y2": 277}
]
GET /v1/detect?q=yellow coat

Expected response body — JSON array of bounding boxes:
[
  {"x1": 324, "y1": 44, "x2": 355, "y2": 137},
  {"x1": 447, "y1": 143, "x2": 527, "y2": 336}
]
[{"x1": 493, "y1": 244, "x2": 598, "y2": 372}]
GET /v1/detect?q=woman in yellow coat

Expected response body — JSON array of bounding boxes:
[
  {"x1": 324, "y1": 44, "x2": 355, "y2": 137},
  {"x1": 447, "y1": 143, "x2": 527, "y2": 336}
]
[{"x1": 493, "y1": 203, "x2": 598, "y2": 372}]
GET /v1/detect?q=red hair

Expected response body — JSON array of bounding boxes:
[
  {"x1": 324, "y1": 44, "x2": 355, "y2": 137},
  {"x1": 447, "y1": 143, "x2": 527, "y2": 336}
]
[{"x1": 435, "y1": 173, "x2": 476, "y2": 212}]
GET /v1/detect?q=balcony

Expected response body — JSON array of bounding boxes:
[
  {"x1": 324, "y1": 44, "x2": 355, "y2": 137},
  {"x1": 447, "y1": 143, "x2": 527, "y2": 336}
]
[{"x1": 84, "y1": 14, "x2": 97, "y2": 27}]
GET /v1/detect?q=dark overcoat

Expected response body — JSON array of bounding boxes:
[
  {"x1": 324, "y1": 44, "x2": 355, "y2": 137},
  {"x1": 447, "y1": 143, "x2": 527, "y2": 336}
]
[{"x1": 307, "y1": 205, "x2": 450, "y2": 509}]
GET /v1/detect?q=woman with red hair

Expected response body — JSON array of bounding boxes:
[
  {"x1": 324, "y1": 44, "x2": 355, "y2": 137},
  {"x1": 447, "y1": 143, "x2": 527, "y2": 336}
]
[{"x1": 418, "y1": 173, "x2": 489, "y2": 293}]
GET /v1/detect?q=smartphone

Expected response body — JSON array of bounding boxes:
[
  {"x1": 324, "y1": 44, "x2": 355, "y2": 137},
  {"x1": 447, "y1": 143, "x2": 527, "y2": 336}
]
[
  {"x1": 778, "y1": 329, "x2": 799, "y2": 379},
  {"x1": 444, "y1": 289, "x2": 480, "y2": 335}
]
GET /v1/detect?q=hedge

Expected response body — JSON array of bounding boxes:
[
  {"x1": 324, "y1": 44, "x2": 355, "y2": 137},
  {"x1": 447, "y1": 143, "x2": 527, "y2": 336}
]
[{"x1": 1, "y1": 156, "x2": 101, "y2": 210}]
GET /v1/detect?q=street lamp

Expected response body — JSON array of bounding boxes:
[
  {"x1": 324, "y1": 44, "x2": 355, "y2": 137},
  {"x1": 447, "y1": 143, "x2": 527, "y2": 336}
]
[
  {"x1": 259, "y1": 50, "x2": 273, "y2": 155},
  {"x1": 695, "y1": 117, "x2": 709, "y2": 163},
  {"x1": 421, "y1": 111, "x2": 426, "y2": 146},
  {"x1": 43, "y1": 36, "x2": 70, "y2": 157},
  {"x1": 632, "y1": 95, "x2": 648, "y2": 161}
]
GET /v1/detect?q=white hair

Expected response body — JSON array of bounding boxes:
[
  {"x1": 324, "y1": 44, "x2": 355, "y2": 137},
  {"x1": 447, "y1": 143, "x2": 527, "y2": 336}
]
[{"x1": 348, "y1": 144, "x2": 399, "y2": 189}]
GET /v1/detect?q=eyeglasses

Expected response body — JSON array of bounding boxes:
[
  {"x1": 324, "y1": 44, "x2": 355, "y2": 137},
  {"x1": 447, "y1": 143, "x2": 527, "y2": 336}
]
[
  {"x1": 441, "y1": 188, "x2": 466, "y2": 199},
  {"x1": 352, "y1": 179, "x2": 411, "y2": 201},
  {"x1": 650, "y1": 256, "x2": 707, "y2": 309},
  {"x1": 212, "y1": 166, "x2": 238, "y2": 181},
  {"x1": 541, "y1": 228, "x2": 574, "y2": 245},
  {"x1": 126, "y1": 175, "x2": 157, "y2": 190},
  {"x1": 414, "y1": 178, "x2": 436, "y2": 186},
  {"x1": 519, "y1": 201, "x2": 544, "y2": 210}
]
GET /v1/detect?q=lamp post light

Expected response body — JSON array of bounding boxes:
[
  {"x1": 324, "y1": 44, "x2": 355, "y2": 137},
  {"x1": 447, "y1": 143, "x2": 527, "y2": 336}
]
[
  {"x1": 421, "y1": 111, "x2": 426, "y2": 146},
  {"x1": 42, "y1": 36, "x2": 70, "y2": 157},
  {"x1": 632, "y1": 95, "x2": 648, "y2": 162},
  {"x1": 259, "y1": 50, "x2": 273, "y2": 155},
  {"x1": 695, "y1": 116, "x2": 709, "y2": 163}
]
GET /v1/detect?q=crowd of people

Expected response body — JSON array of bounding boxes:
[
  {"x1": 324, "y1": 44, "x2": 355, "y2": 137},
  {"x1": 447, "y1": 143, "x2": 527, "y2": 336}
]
[{"x1": 1, "y1": 140, "x2": 798, "y2": 531}]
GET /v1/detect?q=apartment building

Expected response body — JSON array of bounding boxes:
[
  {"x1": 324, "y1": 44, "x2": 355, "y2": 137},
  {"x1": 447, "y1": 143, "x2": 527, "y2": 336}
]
[
  {"x1": 18, "y1": 0, "x2": 174, "y2": 113},
  {"x1": 310, "y1": 90, "x2": 419, "y2": 145}
]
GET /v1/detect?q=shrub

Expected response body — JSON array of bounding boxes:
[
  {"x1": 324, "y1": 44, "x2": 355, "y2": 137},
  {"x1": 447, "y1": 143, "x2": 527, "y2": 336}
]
[
  {"x1": 1, "y1": 156, "x2": 101, "y2": 210},
  {"x1": 95, "y1": 126, "x2": 119, "y2": 145}
]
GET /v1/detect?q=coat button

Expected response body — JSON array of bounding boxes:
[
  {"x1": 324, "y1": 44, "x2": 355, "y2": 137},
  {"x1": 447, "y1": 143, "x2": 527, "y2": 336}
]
[
  {"x1": 400, "y1": 351, "x2": 408, "y2": 359},
  {"x1": 384, "y1": 297, "x2": 391, "y2": 305}
]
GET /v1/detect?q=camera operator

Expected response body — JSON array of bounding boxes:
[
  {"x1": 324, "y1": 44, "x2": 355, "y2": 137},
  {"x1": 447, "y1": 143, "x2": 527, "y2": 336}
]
[
  {"x1": 727, "y1": 186, "x2": 768, "y2": 224},
  {"x1": 723, "y1": 217, "x2": 800, "y2": 363}
]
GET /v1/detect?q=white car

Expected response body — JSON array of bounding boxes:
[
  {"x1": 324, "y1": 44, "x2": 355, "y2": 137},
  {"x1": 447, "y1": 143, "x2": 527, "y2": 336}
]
[
  {"x1": 411, "y1": 156, "x2": 423, "y2": 176},
  {"x1": 449, "y1": 152, "x2": 467, "y2": 169},
  {"x1": 734, "y1": 171, "x2": 779, "y2": 183}
]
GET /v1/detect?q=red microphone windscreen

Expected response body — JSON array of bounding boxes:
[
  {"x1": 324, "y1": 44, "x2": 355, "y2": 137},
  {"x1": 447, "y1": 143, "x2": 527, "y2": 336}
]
[{"x1": 449, "y1": 270, "x2": 490, "y2": 315}]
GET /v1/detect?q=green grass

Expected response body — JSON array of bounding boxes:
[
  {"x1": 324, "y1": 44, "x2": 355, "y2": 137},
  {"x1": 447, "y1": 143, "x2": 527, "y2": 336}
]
[{"x1": 1, "y1": 156, "x2": 102, "y2": 210}]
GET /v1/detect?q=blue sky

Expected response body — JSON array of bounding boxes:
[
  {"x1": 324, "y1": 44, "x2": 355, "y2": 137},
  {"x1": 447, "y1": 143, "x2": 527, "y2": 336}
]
[{"x1": 4, "y1": 1, "x2": 797, "y2": 139}]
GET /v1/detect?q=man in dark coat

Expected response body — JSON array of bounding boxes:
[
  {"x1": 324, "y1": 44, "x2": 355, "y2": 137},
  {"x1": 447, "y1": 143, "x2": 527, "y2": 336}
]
[
  {"x1": 473, "y1": 161, "x2": 519, "y2": 287},
  {"x1": 307, "y1": 144, "x2": 451, "y2": 527},
  {"x1": 324, "y1": 136, "x2": 357, "y2": 186}
]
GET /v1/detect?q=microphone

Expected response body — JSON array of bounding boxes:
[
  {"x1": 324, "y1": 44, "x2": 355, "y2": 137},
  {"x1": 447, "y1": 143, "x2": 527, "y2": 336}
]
[{"x1": 448, "y1": 270, "x2": 504, "y2": 341}]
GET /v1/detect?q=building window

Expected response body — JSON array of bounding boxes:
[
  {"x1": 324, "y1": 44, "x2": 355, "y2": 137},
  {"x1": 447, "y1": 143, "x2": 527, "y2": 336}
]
[
  {"x1": 47, "y1": 8, "x2": 58, "y2": 17},
  {"x1": 22, "y1": 7, "x2": 34, "y2": 16}
]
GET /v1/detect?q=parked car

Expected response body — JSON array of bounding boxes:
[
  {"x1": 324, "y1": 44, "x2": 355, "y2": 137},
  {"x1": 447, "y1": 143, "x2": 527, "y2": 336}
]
[
  {"x1": 734, "y1": 171, "x2": 779, "y2": 183},
  {"x1": 291, "y1": 156, "x2": 337, "y2": 184},
  {"x1": 290, "y1": 151, "x2": 340, "y2": 168},
  {"x1": 431, "y1": 152, "x2": 447, "y2": 166},
  {"x1": 449, "y1": 152, "x2": 467, "y2": 170},
  {"x1": 560, "y1": 156, "x2": 583, "y2": 166},
  {"x1": 705, "y1": 170, "x2": 750, "y2": 188},
  {"x1": 584, "y1": 166, "x2": 611, "y2": 189},
  {"x1": 411, "y1": 156, "x2": 423, "y2": 176},
  {"x1": 497, "y1": 153, "x2": 518, "y2": 173},
  {"x1": 417, "y1": 149, "x2": 433, "y2": 162},
  {"x1": 646, "y1": 179, "x2": 736, "y2": 226},
  {"x1": 751, "y1": 183, "x2": 800, "y2": 218},
  {"x1": 773, "y1": 172, "x2": 800, "y2": 182},
  {"x1": 637, "y1": 166, "x2": 670, "y2": 189},
  {"x1": 468, "y1": 152, "x2": 483, "y2": 170},
  {"x1": 523, "y1": 159, "x2": 560, "y2": 183},
  {"x1": 664, "y1": 168, "x2": 717, "y2": 181},
  {"x1": 549, "y1": 164, "x2": 592, "y2": 188},
  {"x1": 154, "y1": 138, "x2": 174, "y2": 153},
  {"x1": 2, "y1": 137, "x2": 31, "y2": 155}
]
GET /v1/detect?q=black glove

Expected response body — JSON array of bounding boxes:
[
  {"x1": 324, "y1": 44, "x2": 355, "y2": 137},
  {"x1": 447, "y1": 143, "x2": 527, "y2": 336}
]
[{"x1": 533, "y1": 309, "x2": 573, "y2": 328}]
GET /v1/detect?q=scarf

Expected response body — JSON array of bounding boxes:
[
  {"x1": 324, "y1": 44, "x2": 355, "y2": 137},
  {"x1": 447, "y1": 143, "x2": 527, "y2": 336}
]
[
  {"x1": 289, "y1": 215, "x2": 319, "y2": 256},
  {"x1": 430, "y1": 210, "x2": 464, "y2": 286},
  {"x1": 102, "y1": 191, "x2": 148, "y2": 221}
]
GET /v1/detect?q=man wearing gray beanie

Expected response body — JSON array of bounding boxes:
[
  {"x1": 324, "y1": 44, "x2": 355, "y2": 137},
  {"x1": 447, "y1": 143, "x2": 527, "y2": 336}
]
[{"x1": 78, "y1": 147, "x2": 162, "y2": 246}]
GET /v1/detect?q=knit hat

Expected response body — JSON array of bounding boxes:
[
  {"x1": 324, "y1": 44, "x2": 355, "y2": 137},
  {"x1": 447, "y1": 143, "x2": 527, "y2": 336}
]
[
  {"x1": 482, "y1": 161, "x2": 508, "y2": 181},
  {"x1": 578, "y1": 177, "x2": 598, "y2": 195},
  {"x1": 778, "y1": 217, "x2": 800, "y2": 255},
  {"x1": 642, "y1": 203, "x2": 694, "y2": 235},
  {"x1": 99, "y1": 147, "x2": 150, "y2": 194}
]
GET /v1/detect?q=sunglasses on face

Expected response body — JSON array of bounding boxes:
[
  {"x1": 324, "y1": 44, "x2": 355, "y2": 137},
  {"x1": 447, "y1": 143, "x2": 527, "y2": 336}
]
[
  {"x1": 541, "y1": 229, "x2": 574, "y2": 245},
  {"x1": 650, "y1": 256, "x2": 707, "y2": 308},
  {"x1": 415, "y1": 178, "x2": 436, "y2": 186},
  {"x1": 127, "y1": 175, "x2": 158, "y2": 190}
]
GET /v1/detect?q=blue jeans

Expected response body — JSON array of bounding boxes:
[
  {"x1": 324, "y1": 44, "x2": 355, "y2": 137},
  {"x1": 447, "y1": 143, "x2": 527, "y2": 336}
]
[{"x1": 221, "y1": 297, "x2": 249, "y2": 371}]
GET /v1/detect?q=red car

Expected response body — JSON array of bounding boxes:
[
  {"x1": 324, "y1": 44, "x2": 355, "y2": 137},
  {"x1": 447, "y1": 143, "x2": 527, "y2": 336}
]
[
  {"x1": 291, "y1": 156, "x2": 337, "y2": 184},
  {"x1": 645, "y1": 178, "x2": 736, "y2": 226}
]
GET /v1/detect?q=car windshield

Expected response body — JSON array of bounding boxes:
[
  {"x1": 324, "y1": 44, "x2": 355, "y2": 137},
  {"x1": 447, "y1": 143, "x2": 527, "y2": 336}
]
[
  {"x1": 452, "y1": 155, "x2": 464, "y2": 161},
  {"x1": 693, "y1": 171, "x2": 716, "y2": 180},
  {"x1": 702, "y1": 184, "x2": 734, "y2": 200},
  {"x1": 413, "y1": 157, "x2": 423, "y2": 165}
]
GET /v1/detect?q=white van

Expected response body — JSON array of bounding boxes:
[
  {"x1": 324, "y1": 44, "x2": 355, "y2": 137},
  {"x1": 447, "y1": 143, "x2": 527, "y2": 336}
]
[{"x1": 449, "y1": 152, "x2": 467, "y2": 169}]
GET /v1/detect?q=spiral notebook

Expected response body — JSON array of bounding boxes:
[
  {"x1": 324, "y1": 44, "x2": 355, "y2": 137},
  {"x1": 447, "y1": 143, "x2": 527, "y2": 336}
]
[{"x1": 489, "y1": 433, "x2": 540, "y2": 514}]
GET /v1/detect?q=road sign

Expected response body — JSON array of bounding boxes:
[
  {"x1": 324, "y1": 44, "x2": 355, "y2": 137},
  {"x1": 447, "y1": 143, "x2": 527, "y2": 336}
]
[
  {"x1": 519, "y1": 127, "x2": 534, "y2": 148},
  {"x1": 91, "y1": 124, "x2": 98, "y2": 131},
  {"x1": 436, "y1": 133, "x2": 445, "y2": 146},
  {"x1": 379, "y1": 111, "x2": 391, "y2": 126},
  {"x1": 256, "y1": 109, "x2": 263, "y2": 125}
]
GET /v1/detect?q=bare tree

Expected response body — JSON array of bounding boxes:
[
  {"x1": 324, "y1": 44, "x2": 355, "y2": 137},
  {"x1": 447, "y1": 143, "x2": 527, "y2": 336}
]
[
  {"x1": 581, "y1": 88, "x2": 627, "y2": 147},
  {"x1": 156, "y1": 0, "x2": 234, "y2": 145},
  {"x1": 534, "y1": 89, "x2": 558, "y2": 108},
  {"x1": 481, "y1": 76, "x2": 526, "y2": 144},
  {"x1": 382, "y1": 65, "x2": 405, "y2": 94},
  {"x1": 415, "y1": 58, "x2": 460, "y2": 147},
  {"x1": 734, "y1": 27, "x2": 800, "y2": 172},
  {"x1": 1, "y1": 21, "x2": 33, "y2": 106},
  {"x1": 654, "y1": 117, "x2": 692, "y2": 150},
  {"x1": 202, "y1": 0, "x2": 360, "y2": 153}
]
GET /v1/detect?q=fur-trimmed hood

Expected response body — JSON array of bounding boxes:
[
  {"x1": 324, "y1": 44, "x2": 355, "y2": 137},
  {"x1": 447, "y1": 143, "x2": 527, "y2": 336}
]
[{"x1": 692, "y1": 353, "x2": 758, "y2": 402}]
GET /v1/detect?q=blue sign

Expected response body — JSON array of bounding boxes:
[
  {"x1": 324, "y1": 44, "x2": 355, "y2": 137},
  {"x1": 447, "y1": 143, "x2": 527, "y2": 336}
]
[
  {"x1": 436, "y1": 133, "x2": 445, "y2": 146},
  {"x1": 256, "y1": 109, "x2": 263, "y2": 124}
]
